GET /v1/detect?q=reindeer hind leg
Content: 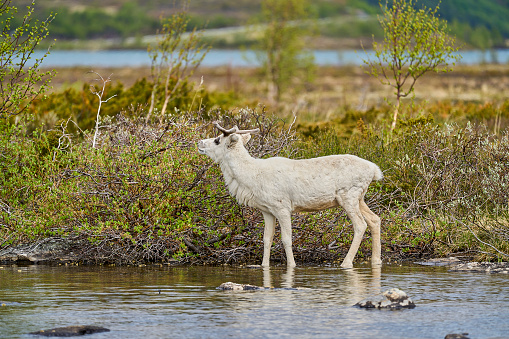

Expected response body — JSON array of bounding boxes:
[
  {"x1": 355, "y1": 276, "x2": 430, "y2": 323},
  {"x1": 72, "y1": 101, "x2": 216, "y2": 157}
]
[
  {"x1": 338, "y1": 191, "x2": 368, "y2": 269},
  {"x1": 360, "y1": 200, "x2": 382, "y2": 267}
]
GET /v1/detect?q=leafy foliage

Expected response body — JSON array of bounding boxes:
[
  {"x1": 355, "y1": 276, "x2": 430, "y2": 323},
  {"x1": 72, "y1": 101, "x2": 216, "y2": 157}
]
[
  {"x1": 254, "y1": 0, "x2": 316, "y2": 103},
  {"x1": 0, "y1": 0, "x2": 54, "y2": 119},
  {"x1": 363, "y1": 0, "x2": 461, "y2": 130},
  {"x1": 364, "y1": 0, "x2": 509, "y2": 48},
  {"x1": 147, "y1": 5, "x2": 210, "y2": 120}
]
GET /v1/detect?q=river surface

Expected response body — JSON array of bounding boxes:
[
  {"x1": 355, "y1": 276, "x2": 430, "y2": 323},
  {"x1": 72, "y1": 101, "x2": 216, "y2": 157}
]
[
  {"x1": 0, "y1": 264, "x2": 508, "y2": 338},
  {"x1": 30, "y1": 49, "x2": 509, "y2": 68}
]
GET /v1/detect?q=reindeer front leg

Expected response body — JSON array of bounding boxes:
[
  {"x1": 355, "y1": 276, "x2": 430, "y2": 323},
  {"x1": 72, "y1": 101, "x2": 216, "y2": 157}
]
[{"x1": 261, "y1": 211, "x2": 276, "y2": 267}]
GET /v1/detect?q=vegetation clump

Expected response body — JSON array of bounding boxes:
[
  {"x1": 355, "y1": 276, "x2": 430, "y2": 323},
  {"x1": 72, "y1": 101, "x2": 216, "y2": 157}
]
[
  {"x1": 0, "y1": 0, "x2": 54, "y2": 119},
  {"x1": 2, "y1": 105, "x2": 508, "y2": 265}
]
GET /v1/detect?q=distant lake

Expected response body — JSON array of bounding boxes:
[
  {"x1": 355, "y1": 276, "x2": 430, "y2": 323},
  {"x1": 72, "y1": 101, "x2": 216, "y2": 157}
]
[{"x1": 32, "y1": 49, "x2": 509, "y2": 68}]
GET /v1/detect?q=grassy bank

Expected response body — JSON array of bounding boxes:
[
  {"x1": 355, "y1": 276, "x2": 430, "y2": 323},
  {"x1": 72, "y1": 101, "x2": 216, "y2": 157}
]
[{"x1": 1, "y1": 109, "x2": 508, "y2": 265}]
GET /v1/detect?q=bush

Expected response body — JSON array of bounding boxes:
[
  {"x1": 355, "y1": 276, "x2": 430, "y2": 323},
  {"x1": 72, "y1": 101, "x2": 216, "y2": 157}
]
[
  {"x1": 26, "y1": 77, "x2": 249, "y2": 134},
  {"x1": 2, "y1": 98, "x2": 508, "y2": 264},
  {"x1": 0, "y1": 0, "x2": 54, "y2": 119},
  {"x1": 297, "y1": 119, "x2": 509, "y2": 260},
  {"x1": 0, "y1": 108, "x2": 304, "y2": 264}
]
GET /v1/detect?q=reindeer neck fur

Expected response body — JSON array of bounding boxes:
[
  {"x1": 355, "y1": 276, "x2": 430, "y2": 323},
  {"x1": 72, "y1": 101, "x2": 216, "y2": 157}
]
[{"x1": 218, "y1": 143, "x2": 258, "y2": 207}]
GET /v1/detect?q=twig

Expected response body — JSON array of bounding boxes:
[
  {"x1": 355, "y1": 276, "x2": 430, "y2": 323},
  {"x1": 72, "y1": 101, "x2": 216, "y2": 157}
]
[
  {"x1": 451, "y1": 216, "x2": 509, "y2": 259},
  {"x1": 183, "y1": 238, "x2": 201, "y2": 254}
]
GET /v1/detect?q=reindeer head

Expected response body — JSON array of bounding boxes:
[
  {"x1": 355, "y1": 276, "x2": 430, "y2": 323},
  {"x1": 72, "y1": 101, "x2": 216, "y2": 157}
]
[{"x1": 197, "y1": 122, "x2": 260, "y2": 163}]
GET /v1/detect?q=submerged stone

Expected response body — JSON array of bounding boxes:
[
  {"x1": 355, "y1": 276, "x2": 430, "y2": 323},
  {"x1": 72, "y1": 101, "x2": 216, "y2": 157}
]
[
  {"x1": 217, "y1": 282, "x2": 307, "y2": 291},
  {"x1": 29, "y1": 325, "x2": 110, "y2": 337},
  {"x1": 355, "y1": 288, "x2": 416, "y2": 309}
]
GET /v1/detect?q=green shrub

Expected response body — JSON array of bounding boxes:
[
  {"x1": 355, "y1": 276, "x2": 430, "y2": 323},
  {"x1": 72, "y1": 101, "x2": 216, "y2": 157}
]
[
  {"x1": 26, "y1": 77, "x2": 249, "y2": 134},
  {"x1": 0, "y1": 108, "x2": 302, "y2": 264},
  {"x1": 3, "y1": 98, "x2": 509, "y2": 263},
  {"x1": 296, "y1": 118, "x2": 509, "y2": 260}
]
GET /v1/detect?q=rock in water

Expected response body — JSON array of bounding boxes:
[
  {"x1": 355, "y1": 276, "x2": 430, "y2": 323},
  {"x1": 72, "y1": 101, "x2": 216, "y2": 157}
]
[
  {"x1": 449, "y1": 262, "x2": 509, "y2": 274},
  {"x1": 415, "y1": 257, "x2": 462, "y2": 267},
  {"x1": 355, "y1": 288, "x2": 416, "y2": 309},
  {"x1": 29, "y1": 325, "x2": 110, "y2": 337},
  {"x1": 444, "y1": 333, "x2": 470, "y2": 339},
  {"x1": 218, "y1": 282, "x2": 263, "y2": 290}
]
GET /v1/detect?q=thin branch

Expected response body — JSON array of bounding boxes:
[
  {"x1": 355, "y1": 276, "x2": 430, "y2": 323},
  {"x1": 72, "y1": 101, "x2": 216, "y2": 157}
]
[
  {"x1": 451, "y1": 216, "x2": 509, "y2": 259},
  {"x1": 90, "y1": 72, "x2": 117, "y2": 149}
]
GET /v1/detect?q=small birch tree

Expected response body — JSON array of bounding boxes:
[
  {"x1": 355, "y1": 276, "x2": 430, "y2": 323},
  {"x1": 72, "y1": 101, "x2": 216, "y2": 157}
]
[
  {"x1": 146, "y1": 5, "x2": 209, "y2": 122},
  {"x1": 256, "y1": 0, "x2": 316, "y2": 104},
  {"x1": 0, "y1": 0, "x2": 55, "y2": 120},
  {"x1": 363, "y1": 0, "x2": 461, "y2": 131}
]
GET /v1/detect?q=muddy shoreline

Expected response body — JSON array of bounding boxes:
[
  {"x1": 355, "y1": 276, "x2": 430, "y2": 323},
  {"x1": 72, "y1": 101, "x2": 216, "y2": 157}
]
[{"x1": 2, "y1": 237, "x2": 507, "y2": 273}]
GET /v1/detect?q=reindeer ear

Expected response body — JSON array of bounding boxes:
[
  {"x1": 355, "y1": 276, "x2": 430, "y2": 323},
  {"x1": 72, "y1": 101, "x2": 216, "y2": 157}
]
[{"x1": 241, "y1": 134, "x2": 252, "y2": 144}]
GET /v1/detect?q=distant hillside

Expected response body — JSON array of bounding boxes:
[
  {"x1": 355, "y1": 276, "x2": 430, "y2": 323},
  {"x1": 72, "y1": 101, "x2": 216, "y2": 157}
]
[
  {"x1": 14, "y1": 0, "x2": 509, "y2": 49},
  {"x1": 425, "y1": 0, "x2": 509, "y2": 48},
  {"x1": 364, "y1": 0, "x2": 509, "y2": 47}
]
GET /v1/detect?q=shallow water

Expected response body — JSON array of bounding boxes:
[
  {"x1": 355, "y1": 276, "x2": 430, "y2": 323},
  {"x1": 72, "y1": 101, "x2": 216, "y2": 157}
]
[{"x1": 0, "y1": 264, "x2": 508, "y2": 338}]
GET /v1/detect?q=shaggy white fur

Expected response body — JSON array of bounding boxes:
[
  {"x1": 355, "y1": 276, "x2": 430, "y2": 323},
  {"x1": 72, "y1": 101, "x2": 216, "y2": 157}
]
[{"x1": 198, "y1": 123, "x2": 383, "y2": 268}]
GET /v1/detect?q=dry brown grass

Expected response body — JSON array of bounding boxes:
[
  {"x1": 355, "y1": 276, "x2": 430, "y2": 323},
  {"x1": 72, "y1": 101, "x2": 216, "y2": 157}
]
[{"x1": 46, "y1": 63, "x2": 509, "y2": 123}]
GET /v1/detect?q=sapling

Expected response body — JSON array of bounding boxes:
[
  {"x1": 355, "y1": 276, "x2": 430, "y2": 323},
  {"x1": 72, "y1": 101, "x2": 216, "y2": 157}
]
[
  {"x1": 0, "y1": 0, "x2": 55, "y2": 119},
  {"x1": 363, "y1": 0, "x2": 461, "y2": 131},
  {"x1": 90, "y1": 72, "x2": 116, "y2": 149},
  {"x1": 254, "y1": 0, "x2": 316, "y2": 104},
  {"x1": 147, "y1": 2, "x2": 209, "y2": 121}
]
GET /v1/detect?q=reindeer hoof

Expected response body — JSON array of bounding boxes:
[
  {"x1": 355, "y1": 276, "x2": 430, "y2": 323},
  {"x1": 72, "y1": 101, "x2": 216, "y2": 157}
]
[{"x1": 340, "y1": 262, "x2": 354, "y2": 269}]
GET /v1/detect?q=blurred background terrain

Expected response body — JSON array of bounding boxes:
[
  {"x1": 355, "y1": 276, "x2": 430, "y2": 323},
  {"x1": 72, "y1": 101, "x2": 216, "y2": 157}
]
[{"x1": 15, "y1": 0, "x2": 509, "y2": 50}]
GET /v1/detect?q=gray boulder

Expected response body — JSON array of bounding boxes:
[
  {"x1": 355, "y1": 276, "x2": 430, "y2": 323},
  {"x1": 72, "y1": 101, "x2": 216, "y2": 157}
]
[{"x1": 355, "y1": 288, "x2": 416, "y2": 309}]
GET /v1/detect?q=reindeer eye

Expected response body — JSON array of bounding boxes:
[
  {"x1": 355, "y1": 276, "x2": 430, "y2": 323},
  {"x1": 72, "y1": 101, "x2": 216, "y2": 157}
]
[{"x1": 214, "y1": 137, "x2": 221, "y2": 145}]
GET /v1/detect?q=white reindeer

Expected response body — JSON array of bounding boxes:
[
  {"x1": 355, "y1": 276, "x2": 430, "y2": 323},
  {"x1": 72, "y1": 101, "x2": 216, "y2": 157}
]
[{"x1": 197, "y1": 122, "x2": 383, "y2": 268}]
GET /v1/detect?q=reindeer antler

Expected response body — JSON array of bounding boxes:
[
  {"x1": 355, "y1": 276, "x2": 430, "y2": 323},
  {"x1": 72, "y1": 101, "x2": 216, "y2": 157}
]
[
  {"x1": 214, "y1": 122, "x2": 260, "y2": 135},
  {"x1": 237, "y1": 127, "x2": 260, "y2": 135},
  {"x1": 213, "y1": 122, "x2": 238, "y2": 136}
]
